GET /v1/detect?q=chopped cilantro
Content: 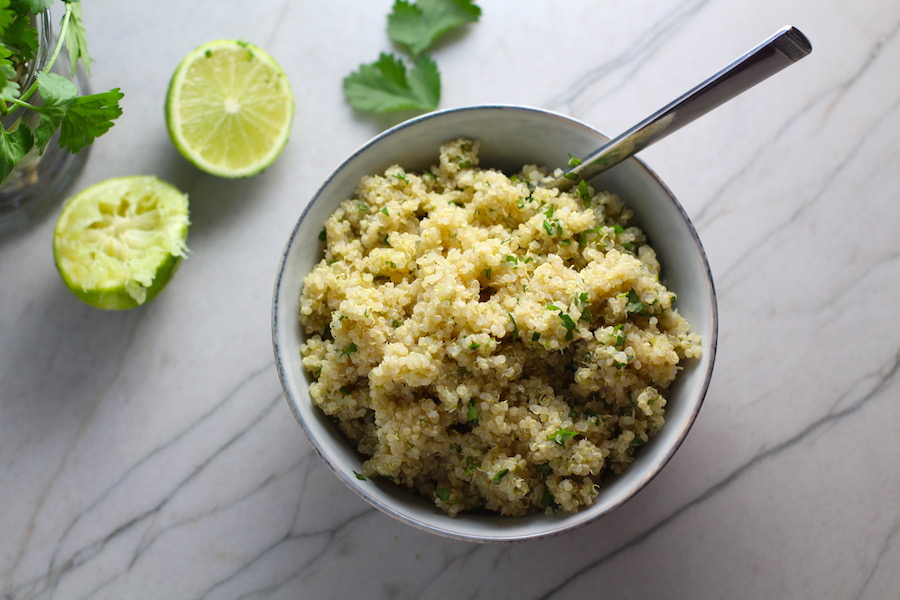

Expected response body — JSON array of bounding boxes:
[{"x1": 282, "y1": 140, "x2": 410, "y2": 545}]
[
  {"x1": 318, "y1": 228, "x2": 326, "y2": 241},
  {"x1": 558, "y1": 313, "x2": 577, "y2": 331},
  {"x1": 353, "y1": 470, "x2": 367, "y2": 480},
  {"x1": 541, "y1": 486, "x2": 555, "y2": 507},
  {"x1": 435, "y1": 488, "x2": 451, "y2": 501},
  {"x1": 576, "y1": 179, "x2": 590, "y2": 205},
  {"x1": 466, "y1": 399, "x2": 479, "y2": 422},
  {"x1": 548, "y1": 428, "x2": 578, "y2": 445},
  {"x1": 339, "y1": 342, "x2": 358, "y2": 358},
  {"x1": 535, "y1": 463, "x2": 553, "y2": 477},
  {"x1": 381, "y1": 207, "x2": 390, "y2": 215},
  {"x1": 492, "y1": 469, "x2": 509, "y2": 484},
  {"x1": 468, "y1": 341, "x2": 480, "y2": 350},
  {"x1": 567, "y1": 153, "x2": 582, "y2": 167},
  {"x1": 542, "y1": 219, "x2": 555, "y2": 236},
  {"x1": 624, "y1": 289, "x2": 645, "y2": 314}
]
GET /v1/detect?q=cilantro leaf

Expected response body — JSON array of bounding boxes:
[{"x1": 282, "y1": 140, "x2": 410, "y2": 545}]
[
  {"x1": 63, "y1": 0, "x2": 91, "y2": 75},
  {"x1": 0, "y1": 123, "x2": 33, "y2": 182},
  {"x1": 1, "y1": 7, "x2": 39, "y2": 63},
  {"x1": 32, "y1": 71, "x2": 76, "y2": 151},
  {"x1": 343, "y1": 52, "x2": 439, "y2": 113},
  {"x1": 12, "y1": 0, "x2": 54, "y2": 13},
  {"x1": 0, "y1": 47, "x2": 19, "y2": 102},
  {"x1": 0, "y1": 0, "x2": 13, "y2": 30},
  {"x1": 57, "y1": 87, "x2": 123, "y2": 154},
  {"x1": 387, "y1": 0, "x2": 481, "y2": 57}
]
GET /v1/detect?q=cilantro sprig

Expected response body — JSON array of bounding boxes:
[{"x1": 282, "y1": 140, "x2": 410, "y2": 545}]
[
  {"x1": 0, "y1": 1, "x2": 123, "y2": 183},
  {"x1": 343, "y1": 0, "x2": 481, "y2": 114},
  {"x1": 387, "y1": 0, "x2": 481, "y2": 57}
]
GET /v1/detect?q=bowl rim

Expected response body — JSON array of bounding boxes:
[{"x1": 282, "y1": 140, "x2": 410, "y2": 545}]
[{"x1": 272, "y1": 104, "x2": 718, "y2": 542}]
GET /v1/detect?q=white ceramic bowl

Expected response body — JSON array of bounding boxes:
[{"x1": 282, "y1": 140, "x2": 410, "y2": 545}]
[{"x1": 272, "y1": 105, "x2": 717, "y2": 542}]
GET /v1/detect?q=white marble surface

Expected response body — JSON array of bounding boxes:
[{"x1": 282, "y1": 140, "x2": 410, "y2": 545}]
[{"x1": 2, "y1": 0, "x2": 899, "y2": 598}]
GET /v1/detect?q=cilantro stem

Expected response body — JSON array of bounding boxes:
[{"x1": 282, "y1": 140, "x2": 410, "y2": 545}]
[{"x1": 18, "y1": 5, "x2": 74, "y2": 106}]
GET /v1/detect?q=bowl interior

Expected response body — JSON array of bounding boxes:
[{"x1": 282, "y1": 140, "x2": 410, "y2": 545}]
[{"x1": 273, "y1": 105, "x2": 717, "y2": 542}]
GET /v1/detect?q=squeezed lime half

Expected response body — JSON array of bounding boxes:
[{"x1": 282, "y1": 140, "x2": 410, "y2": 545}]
[
  {"x1": 165, "y1": 39, "x2": 295, "y2": 178},
  {"x1": 53, "y1": 175, "x2": 190, "y2": 310}
]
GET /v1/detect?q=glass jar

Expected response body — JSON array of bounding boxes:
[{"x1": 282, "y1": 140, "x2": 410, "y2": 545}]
[{"x1": 0, "y1": 10, "x2": 91, "y2": 233}]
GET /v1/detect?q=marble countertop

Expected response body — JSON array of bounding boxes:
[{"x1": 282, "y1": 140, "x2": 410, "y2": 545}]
[{"x1": 2, "y1": 0, "x2": 899, "y2": 598}]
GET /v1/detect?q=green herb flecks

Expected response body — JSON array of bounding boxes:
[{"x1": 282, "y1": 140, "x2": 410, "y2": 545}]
[
  {"x1": 507, "y1": 312, "x2": 518, "y2": 342},
  {"x1": 434, "y1": 487, "x2": 451, "y2": 501},
  {"x1": 624, "y1": 289, "x2": 645, "y2": 315},
  {"x1": 541, "y1": 485, "x2": 555, "y2": 507},
  {"x1": 466, "y1": 399, "x2": 479, "y2": 423},
  {"x1": 547, "y1": 303, "x2": 578, "y2": 341},
  {"x1": 576, "y1": 179, "x2": 591, "y2": 206},
  {"x1": 339, "y1": 342, "x2": 358, "y2": 358},
  {"x1": 353, "y1": 470, "x2": 367, "y2": 480},
  {"x1": 491, "y1": 468, "x2": 509, "y2": 485},
  {"x1": 548, "y1": 428, "x2": 578, "y2": 446}
]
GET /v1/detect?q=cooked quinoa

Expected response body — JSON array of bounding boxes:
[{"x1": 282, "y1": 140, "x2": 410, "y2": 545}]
[{"x1": 299, "y1": 138, "x2": 701, "y2": 517}]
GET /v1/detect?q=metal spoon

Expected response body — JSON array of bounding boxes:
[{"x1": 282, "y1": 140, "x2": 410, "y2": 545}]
[{"x1": 549, "y1": 25, "x2": 812, "y2": 189}]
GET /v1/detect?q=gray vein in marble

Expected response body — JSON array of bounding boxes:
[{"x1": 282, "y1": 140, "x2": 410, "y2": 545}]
[
  {"x1": 714, "y1": 92, "x2": 899, "y2": 295},
  {"x1": 821, "y1": 19, "x2": 900, "y2": 121},
  {"x1": 815, "y1": 249, "x2": 900, "y2": 317},
  {"x1": 539, "y1": 349, "x2": 900, "y2": 599},
  {"x1": 545, "y1": 0, "x2": 710, "y2": 118},
  {"x1": 2, "y1": 314, "x2": 144, "y2": 600},
  {"x1": 6, "y1": 360, "x2": 277, "y2": 600},
  {"x1": 854, "y1": 520, "x2": 900, "y2": 600},
  {"x1": 694, "y1": 18, "x2": 900, "y2": 231},
  {"x1": 204, "y1": 505, "x2": 377, "y2": 600}
]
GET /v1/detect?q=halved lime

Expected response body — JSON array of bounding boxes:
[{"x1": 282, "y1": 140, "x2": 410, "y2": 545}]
[
  {"x1": 53, "y1": 176, "x2": 190, "y2": 310},
  {"x1": 165, "y1": 39, "x2": 294, "y2": 178}
]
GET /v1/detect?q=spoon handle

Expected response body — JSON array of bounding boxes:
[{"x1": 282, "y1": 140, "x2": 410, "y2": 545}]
[{"x1": 551, "y1": 26, "x2": 812, "y2": 189}]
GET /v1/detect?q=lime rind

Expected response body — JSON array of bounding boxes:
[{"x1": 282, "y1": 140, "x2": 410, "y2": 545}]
[
  {"x1": 165, "y1": 39, "x2": 295, "y2": 178},
  {"x1": 54, "y1": 176, "x2": 190, "y2": 310}
]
